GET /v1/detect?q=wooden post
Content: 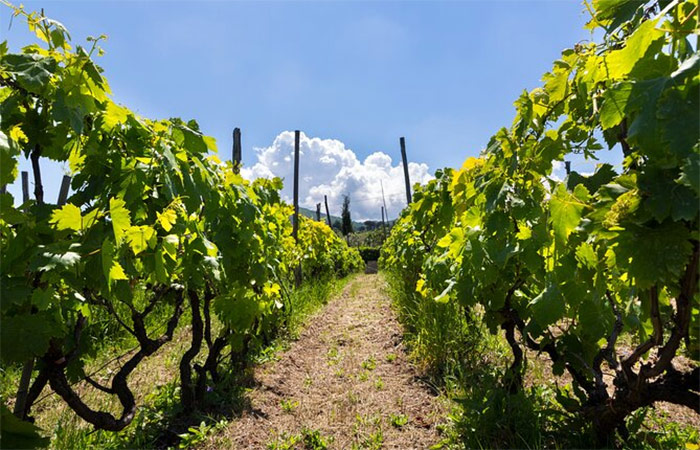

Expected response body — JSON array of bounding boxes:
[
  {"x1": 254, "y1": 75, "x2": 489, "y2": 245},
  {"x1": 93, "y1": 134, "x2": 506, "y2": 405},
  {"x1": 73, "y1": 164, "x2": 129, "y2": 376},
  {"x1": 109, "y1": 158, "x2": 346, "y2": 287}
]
[
  {"x1": 57, "y1": 175, "x2": 71, "y2": 205},
  {"x1": 232, "y1": 127, "x2": 242, "y2": 174},
  {"x1": 324, "y1": 195, "x2": 331, "y2": 228},
  {"x1": 293, "y1": 130, "x2": 302, "y2": 286},
  {"x1": 21, "y1": 171, "x2": 29, "y2": 203},
  {"x1": 565, "y1": 161, "x2": 571, "y2": 175},
  {"x1": 30, "y1": 148, "x2": 43, "y2": 204},
  {"x1": 400, "y1": 137, "x2": 412, "y2": 205},
  {"x1": 316, "y1": 203, "x2": 321, "y2": 221},
  {"x1": 381, "y1": 206, "x2": 387, "y2": 240}
]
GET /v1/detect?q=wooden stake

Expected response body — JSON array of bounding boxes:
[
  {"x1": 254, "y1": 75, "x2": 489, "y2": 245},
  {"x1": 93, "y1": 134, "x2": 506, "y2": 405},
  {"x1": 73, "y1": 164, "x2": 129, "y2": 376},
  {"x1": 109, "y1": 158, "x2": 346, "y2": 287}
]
[
  {"x1": 30, "y1": 146, "x2": 43, "y2": 204},
  {"x1": 293, "y1": 130, "x2": 302, "y2": 286},
  {"x1": 57, "y1": 175, "x2": 71, "y2": 205},
  {"x1": 232, "y1": 127, "x2": 242, "y2": 174},
  {"x1": 400, "y1": 137, "x2": 411, "y2": 204},
  {"x1": 316, "y1": 203, "x2": 321, "y2": 221},
  {"x1": 21, "y1": 171, "x2": 29, "y2": 203},
  {"x1": 565, "y1": 161, "x2": 571, "y2": 175},
  {"x1": 324, "y1": 195, "x2": 331, "y2": 228},
  {"x1": 381, "y1": 206, "x2": 387, "y2": 240}
]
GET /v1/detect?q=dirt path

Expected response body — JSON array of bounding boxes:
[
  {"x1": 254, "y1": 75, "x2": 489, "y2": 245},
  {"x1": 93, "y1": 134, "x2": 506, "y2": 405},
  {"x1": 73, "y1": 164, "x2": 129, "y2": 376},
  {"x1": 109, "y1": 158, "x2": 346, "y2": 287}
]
[{"x1": 203, "y1": 274, "x2": 446, "y2": 449}]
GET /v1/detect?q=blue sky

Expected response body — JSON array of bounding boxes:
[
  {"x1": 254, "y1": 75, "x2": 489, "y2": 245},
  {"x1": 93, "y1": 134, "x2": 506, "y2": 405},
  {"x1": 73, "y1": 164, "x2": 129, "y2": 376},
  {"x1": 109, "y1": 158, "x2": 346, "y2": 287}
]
[{"x1": 3, "y1": 1, "x2": 604, "y2": 219}]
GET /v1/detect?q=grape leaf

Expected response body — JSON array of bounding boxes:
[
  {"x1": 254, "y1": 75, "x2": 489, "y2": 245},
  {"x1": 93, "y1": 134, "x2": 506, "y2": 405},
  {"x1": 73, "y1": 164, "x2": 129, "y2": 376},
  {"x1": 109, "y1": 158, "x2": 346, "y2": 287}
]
[
  {"x1": 50, "y1": 203, "x2": 82, "y2": 231},
  {"x1": 125, "y1": 225, "x2": 156, "y2": 255},
  {"x1": 549, "y1": 183, "x2": 588, "y2": 245},
  {"x1": 109, "y1": 198, "x2": 131, "y2": 244},
  {"x1": 0, "y1": 312, "x2": 62, "y2": 363}
]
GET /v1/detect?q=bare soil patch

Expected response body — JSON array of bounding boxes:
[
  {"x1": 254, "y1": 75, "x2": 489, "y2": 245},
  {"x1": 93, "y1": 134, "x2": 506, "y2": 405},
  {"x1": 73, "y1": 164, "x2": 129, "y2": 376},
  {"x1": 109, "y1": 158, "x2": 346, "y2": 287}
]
[{"x1": 202, "y1": 274, "x2": 446, "y2": 449}]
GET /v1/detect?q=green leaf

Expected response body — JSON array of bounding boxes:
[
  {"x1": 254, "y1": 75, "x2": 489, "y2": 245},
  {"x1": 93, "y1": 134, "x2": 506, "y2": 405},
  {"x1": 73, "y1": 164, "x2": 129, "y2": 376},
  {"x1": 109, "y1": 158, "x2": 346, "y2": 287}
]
[
  {"x1": 0, "y1": 312, "x2": 62, "y2": 363},
  {"x1": 678, "y1": 153, "x2": 700, "y2": 195},
  {"x1": 0, "y1": 130, "x2": 21, "y2": 185},
  {"x1": 109, "y1": 198, "x2": 131, "y2": 244},
  {"x1": 157, "y1": 209, "x2": 177, "y2": 232},
  {"x1": 32, "y1": 247, "x2": 81, "y2": 272},
  {"x1": 31, "y1": 287, "x2": 54, "y2": 311},
  {"x1": 125, "y1": 225, "x2": 155, "y2": 255},
  {"x1": 154, "y1": 248, "x2": 168, "y2": 283},
  {"x1": 599, "y1": 82, "x2": 632, "y2": 129},
  {"x1": 162, "y1": 234, "x2": 179, "y2": 260},
  {"x1": 110, "y1": 262, "x2": 128, "y2": 281},
  {"x1": 605, "y1": 18, "x2": 663, "y2": 79},
  {"x1": 566, "y1": 164, "x2": 617, "y2": 194},
  {"x1": 549, "y1": 183, "x2": 587, "y2": 245},
  {"x1": 614, "y1": 222, "x2": 693, "y2": 288},
  {"x1": 529, "y1": 284, "x2": 565, "y2": 328},
  {"x1": 0, "y1": 404, "x2": 50, "y2": 449},
  {"x1": 101, "y1": 102, "x2": 129, "y2": 130},
  {"x1": 49, "y1": 203, "x2": 82, "y2": 231},
  {"x1": 1, "y1": 53, "x2": 57, "y2": 93},
  {"x1": 639, "y1": 169, "x2": 699, "y2": 222},
  {"x1": 575, "y1": 242, "x2": 597, "y2": 269},
  {"x1": 214, "y1": 291, "x2": 260, "y2": 333}
]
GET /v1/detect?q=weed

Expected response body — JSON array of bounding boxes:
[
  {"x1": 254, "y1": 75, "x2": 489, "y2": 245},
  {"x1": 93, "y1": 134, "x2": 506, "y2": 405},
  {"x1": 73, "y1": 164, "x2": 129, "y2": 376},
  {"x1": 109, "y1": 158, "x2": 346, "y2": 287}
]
[
  {"x1": 361, "y1": 357, "x2": 376, "y2": 371},
  {"x1": 390, "y1": 413, "x2": 408, "y2": 428},
  {"x1": 280, "y1": 398, "x2": 299, "y2": 413},
  {"x1": 301, "y1": 427, "x2": 332, "y2": 449},
  {"x1": 374, "y1": 376, "x2": 384, "y2": 390}
]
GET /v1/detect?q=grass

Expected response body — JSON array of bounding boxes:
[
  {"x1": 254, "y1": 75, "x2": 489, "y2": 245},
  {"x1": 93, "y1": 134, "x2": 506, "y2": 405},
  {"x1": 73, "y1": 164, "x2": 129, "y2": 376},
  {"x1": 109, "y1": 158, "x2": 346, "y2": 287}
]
[
  {"x1": 266, "y1": 427, "x2": 333, "y2": 450},
  {"x1": 16, "y1": 274, "x2": 355, "y2": 449},
  {"x1": 381, "y1": 269, "x2": 700, "y2": 450}
]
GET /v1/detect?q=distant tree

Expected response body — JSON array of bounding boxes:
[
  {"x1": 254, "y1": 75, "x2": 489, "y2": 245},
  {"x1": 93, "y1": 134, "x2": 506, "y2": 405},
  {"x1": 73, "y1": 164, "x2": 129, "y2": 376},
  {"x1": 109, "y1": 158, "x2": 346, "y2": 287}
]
[
  {"x1": 341, "y1": 195, "x2": 353, "y2": 236},
  {"x1": 363, "y1": 220, "x2": 379, "y2": 231}
]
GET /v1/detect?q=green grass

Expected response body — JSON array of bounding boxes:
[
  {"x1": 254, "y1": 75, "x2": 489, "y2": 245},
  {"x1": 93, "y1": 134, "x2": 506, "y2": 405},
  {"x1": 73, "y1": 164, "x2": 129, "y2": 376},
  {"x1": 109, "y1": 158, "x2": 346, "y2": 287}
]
[
  {"x1": 25, "y1": 274, "x2": 355, "y2": 450},
  {"x1": 381, "y1": 270, "x2": 700, "y2": 450}
]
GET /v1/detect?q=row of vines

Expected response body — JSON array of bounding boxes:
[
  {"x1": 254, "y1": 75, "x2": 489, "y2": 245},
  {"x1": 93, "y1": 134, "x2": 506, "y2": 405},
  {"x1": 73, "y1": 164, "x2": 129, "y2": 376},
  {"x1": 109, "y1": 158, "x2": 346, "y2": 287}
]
[
  {"x1": 0, "y1": 5, "x2": 362, "y2": 447},
  {"x1": 381, "y1": 0, "x2": 698, "y2": 446}
]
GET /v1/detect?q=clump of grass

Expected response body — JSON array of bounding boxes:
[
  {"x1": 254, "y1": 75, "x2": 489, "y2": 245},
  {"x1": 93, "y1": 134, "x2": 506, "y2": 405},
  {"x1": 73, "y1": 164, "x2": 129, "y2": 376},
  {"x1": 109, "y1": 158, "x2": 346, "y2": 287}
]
[
  {"x1": 361, "y1": 357, "x2": 376, "y2": 371},
  {"x1": 280, "y1": 398, "x2": 299, "y2": 413},
  {"x1": 389, "y1": 413, "x2": 408, "y2": 428}
]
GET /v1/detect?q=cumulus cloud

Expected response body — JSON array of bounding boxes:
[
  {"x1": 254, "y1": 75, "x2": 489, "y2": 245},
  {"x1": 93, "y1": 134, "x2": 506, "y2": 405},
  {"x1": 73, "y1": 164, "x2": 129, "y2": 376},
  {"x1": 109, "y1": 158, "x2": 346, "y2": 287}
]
[{"x1": 241, "y1": 131, "x2": 433, "y2": 221}]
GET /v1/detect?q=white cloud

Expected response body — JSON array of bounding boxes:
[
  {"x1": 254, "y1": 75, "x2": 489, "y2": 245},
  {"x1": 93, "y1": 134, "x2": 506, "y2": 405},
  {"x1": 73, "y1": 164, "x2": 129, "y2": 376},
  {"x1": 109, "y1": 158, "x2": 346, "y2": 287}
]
[{"x1": 241, "y1": 131, "x2": 433, "y2": 221}]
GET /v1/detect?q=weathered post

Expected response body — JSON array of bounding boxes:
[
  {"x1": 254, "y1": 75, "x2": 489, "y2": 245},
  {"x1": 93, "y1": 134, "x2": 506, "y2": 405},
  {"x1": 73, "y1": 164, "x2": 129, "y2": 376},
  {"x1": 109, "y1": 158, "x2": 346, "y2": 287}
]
[
  {"x1": 21, "y1": 171, "x2": 29, "y2": 203},
  {"x1": 565, "y1": 161, "x2": 571, "y2": 175},
  {"x1": 57, "y1": 175, "x2": 71, "y2": 205},
  {"x1": 324, "y1": 195, "x2": 331, "y2": 228},
  {"x1": 232, "y1": 127, "x2": 242, "y2": 174},
  {"x1": 381, "y1": 206, "x2": 387, "y2": 240},
  {"x1": 316, "y1": 203, "x2": 321, "y2": 221},
  {"x1": 400, "y1": 137, "x2": 411, "y2": 205},
  {"x1": 293, "y1": 130, "x2": 302, "y2": 286}
]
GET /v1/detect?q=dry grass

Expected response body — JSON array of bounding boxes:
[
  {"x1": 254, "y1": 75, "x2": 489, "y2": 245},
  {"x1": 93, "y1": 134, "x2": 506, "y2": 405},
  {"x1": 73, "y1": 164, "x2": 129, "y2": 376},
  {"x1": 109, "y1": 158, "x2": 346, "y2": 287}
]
[{"x1": 202, "y1": 274, "x2": 447, "y2": 449}]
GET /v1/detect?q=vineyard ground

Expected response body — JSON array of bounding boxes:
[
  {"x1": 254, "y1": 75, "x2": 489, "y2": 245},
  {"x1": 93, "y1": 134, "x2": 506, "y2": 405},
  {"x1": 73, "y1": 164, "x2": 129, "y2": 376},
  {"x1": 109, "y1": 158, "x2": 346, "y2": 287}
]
[{"x1": 202, "y1": 274, "x2": 448, "y2": 449}]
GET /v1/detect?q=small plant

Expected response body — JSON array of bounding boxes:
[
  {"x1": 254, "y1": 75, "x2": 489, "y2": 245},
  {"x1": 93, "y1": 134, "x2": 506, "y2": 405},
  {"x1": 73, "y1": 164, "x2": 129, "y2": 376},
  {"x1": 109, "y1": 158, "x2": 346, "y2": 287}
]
[
  {"x1": 177, "y1": 419, "x2": 228, "y2": 449},
  {"x1": 361, "y1": 357, "x2": 377, "y2": 371},
  {"x1": 266, "y1": 432, "x2": 300, "y2": 450},
  {"x1": 374, "y1": 376, "x2": 384, "y2": 390},
  {"x1": 390, "y1": 413, "x2": 408, "y2": 428},
  {"x1": 280, "y1": 398, "x2": 299, "y2": 413},
  {"x1": 358, "y1": 371, "x2": 369, "y2": 382},
  {"x1": 364, "y1": 428, "x2": 384, "y2": 450},
  {"x1": 385, "y1": 353, "x2": 397, "y2": 363},
  {"x1": 327, "y1": 346, "x2": 341, "y2": 365},
  {"x1": 302, "y1": 427, "x2": 331, "y2": 450}
]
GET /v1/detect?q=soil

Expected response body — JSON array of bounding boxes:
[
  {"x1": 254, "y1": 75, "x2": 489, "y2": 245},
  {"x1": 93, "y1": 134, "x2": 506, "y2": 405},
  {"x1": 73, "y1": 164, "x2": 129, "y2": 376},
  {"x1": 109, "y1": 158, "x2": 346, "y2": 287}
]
[{"x1": 202, "y1": 274, "x2": 446, "y2": 449}]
